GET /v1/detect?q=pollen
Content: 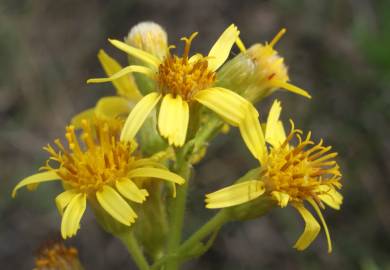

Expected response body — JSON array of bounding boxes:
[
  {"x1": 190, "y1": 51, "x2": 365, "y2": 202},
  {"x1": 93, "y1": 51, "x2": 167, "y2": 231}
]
[
  {"x1": 261, "y1": 127, "x2": 342, "y2": 205},
  {"x1": 157, "y1": 32, "x2": 216, "y2": 101},
  {"x1": 42, "y1": 118, "x2": 137, "y2": 194}
]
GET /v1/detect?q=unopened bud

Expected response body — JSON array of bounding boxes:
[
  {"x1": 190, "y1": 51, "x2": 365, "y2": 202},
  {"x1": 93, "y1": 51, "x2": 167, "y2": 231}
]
[{"x1": 125, "y1": 21, "x2": 168, "y2": 60}]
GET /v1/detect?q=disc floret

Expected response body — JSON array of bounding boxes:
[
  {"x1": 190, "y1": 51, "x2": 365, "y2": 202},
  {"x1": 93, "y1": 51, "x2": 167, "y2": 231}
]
[{"x1": 157, "y1": 33, "x2": 216, "y2": 101}]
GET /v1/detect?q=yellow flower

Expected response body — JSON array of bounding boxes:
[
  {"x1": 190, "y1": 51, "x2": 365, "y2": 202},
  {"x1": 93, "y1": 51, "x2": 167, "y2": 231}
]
[
  {"x1": 205, "y1": 100, "x2": 342, "y2": 252},
  {"x1": 87, "y1": 25, "x2": 264, "y2": 161},
  {"x1": 72, "y1": 49, "x2": 142, "y2": 127},
  {"x1": 218, "y1": 29, "x2": 311, "y2": 103},
  {"x1": 33, "y1": 242, "x2": 83, "y2": 270},
  {"x1": 12, "y1": 118, "x2": 185, "y2": 239}
]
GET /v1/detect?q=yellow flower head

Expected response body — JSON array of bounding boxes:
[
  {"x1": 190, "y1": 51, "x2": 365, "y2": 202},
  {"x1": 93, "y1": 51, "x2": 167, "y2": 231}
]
[
  {"x1": 206, "y1": 100, "x2": 342, "y2": 252},
  {"x1": 13, "y1": 118, "x2": 185, "y2": 239},
  {"x1": 87, "y1": 24, "x2": 263, "y2": 159},
  {"x1": 34, "y1": 242, "x2": 82, "y2": 270},
  {"x1": 218, "y1": 29, "x2": 311, "y2": 103}
]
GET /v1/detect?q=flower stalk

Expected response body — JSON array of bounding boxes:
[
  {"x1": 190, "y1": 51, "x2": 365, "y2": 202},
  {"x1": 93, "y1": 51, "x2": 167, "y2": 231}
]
[{"x1": 119, "y1": 232, "x2": 151, "y2": 270}]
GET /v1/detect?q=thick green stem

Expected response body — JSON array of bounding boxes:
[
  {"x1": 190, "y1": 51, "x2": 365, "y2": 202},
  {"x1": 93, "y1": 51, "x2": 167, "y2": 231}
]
[
  {"x1": 166, "y1": 153, "x2": 191, "y2": 270},
  {"x1": 119, "y1": 232, "x2": 150, "y2": 270}
]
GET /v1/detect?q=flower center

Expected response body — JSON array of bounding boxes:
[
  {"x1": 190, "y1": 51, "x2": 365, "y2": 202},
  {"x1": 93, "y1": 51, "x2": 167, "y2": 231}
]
[
  {"x1": 261, "y1": 129, "x2": 341, "y2": 203},
  {"x1": 43, "y1": 119, "x2": 137, "y2": 194},
  {"x1": 157, "y1": 33, "x2": 216, "y2": 101}
]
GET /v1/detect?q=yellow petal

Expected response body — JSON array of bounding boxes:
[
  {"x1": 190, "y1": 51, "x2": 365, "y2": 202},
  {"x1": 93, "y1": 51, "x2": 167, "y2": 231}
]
[
  {"x1": 292, "y1": 203, "x2": 321, "y2": 251},
  {"x1": 128, "y1": 167, "x2": 185, "y2": 185},
  {"x1": 316, "y1": 185, "x2": 343, "y2": 210},
  {"x1": 116, "y1": 178, "x2": 149, "y2": 204},
  {"x1": 87, "y1": 65, "x2": 155, "y2": 84},
  {"x1": 205, "y1": 180, "x2": 265, "y2": 209},
  {"x1": 271, "y1": 191, "x2": 290, "y2": 207},
  {"x1": 95, "y1": 96, "x2": 131, "y2": 120},
  {"x1": 108, "y1": 39, "x2": 161, "y2": 69},
  {"x1": 55, "y1": 189, "x2": 79, "y2": 216},
  {"x1": 61, "y1": 193, "x2": 86, "y2": 239},
  {"x1": 239, "y1": 105, "x2": 267, "y2": 163},
  {"x1": 97, "y1": 49, "x2": 142, "y2": 100},
  {"x1": 208, "y1": 24, "x2": 240, "y2": 71},
  {"x1": 194, "y1": 87, "x2": 248, "y2": 126},
  {"x1": 12, "y1": 171, "x2": 60, "y2": 198},
  {"x1": 71, "y1": 108, "x2": 95, "y2": 129},
  {"x1": 307, "y1": 198, "x2": 333, "y2": 253},
  {"x1": 96, "y1": 185, "x2": 137, "y2": 226},
  {"x1": 274, "y1": 80, "x2": 312, "y2": 99},
  {"x1": 158, "y1": 94, "x2": 189, "y2": 147},
  {"x1": 265, "y1": 100, "x2": 286, "y2": 148},
  {"x1": 120, "y1": 93, "x2": 161, "y2": 142}
]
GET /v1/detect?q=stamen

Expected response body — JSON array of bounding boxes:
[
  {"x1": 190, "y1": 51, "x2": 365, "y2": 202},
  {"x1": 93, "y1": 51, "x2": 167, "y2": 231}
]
[
  {"x1": 181, "y1": 32, "x2": 199, "y2": 60},
  {"x1": 269, "y1": 28, "x2": 287, "y2": 48}
]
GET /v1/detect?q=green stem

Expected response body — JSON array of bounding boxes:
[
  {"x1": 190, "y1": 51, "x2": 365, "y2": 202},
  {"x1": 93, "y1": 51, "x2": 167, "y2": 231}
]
[
  {"x1": 178, "y1": 210, "x2": 230, "y2": 254},
  {"x1": 119, "y1": 232, "x2": 150, "y2": 270},
  {"x1": 166, "y1": 151, "x2": 191, "y2": 270},
  {"x1": 152, "y1": 210, "x2": 230, "y2": 270}
]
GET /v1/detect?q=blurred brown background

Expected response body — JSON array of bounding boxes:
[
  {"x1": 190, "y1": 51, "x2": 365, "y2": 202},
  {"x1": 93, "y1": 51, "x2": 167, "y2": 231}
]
[{"x1": 1, "y1": 0, "x2": 389, "y2": 269}]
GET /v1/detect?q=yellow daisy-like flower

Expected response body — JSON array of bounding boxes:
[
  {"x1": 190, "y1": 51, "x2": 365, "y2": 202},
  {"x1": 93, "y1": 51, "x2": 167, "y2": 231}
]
[
  {"x1": 206, "y1": 100, "x2": 342, "y2": 252},
  {"x1": 72, "y1": 49, "x2": 143, "y2": 126},
  {"x1": 12, "y1": 118, "x2": 184, "y2": 239},
  {"x1": 87, "y1": 25, "x2": 264, "y2": 160}
]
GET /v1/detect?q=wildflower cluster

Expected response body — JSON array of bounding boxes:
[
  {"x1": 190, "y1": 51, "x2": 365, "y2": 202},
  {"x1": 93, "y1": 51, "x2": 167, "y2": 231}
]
[{"x1": 13, "y1": 21, "x2": 343, "y2": 269}]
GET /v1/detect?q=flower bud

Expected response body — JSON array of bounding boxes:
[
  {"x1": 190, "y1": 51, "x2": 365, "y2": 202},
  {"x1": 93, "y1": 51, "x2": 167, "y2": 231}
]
[
  {"x1": 217, "y1": 29, "x2": 310, "y2": 103},
  {"x1": 125, "y1": 21, "x2": 168, "y2": 60},
  {"x1": 124, "y1": 21, "x2": 168, "y2": 94}
]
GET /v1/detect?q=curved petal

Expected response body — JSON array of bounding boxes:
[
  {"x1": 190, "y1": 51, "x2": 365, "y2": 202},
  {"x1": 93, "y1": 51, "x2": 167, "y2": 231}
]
[
  {"x1": 128, "y1": 167, "x2": 185, "y2": 185},
  {"x1": 120, "y1": 93, "x2": 161, "y2": 142},
  {"x1": 239, "y1": 105, "x2": 267, "y2": 163},
  {"x1": 97, "y1": 49, "x2": 142, "y2": 100},
  {"x1": 61, "y1": 193, "x2": 86, "y2": 239},
  {"x1": 265, "y1": 100, "x2": 286, "y2": 148},
  {"x1": 208, "y1": 24, "x2": 240, "y2": 71},
  {"x1": 96, "y1": 185, "x2": 137, "y2": 226},
  {"x1": 71, "y1": 108, "x2": 95, "y2": 128},
  {"x1": 158, "y1": 94, "x2": 189, "y2": 147},
  {"x1": 271, "y1": 191, "x2": 290, "y2": 208},
  {"x1": 273, "y1": 80, "x2": 311, "y2": 99},
  {"x1": 308, "y1": 198, "x2": 333, "y2": 253},
  {"x1": 194, "y1": 87, "x2": 249, "y2": 126},
  {"x1": 205, "y1": 180, "x2": 265, "y2": 209},
  {"x1": 318, "y1": 187, "x2": 343, "y2": 210},
  {"x1": 292, "y1": 203, "x2": 321, "y2": 251},
  {"x1": 95, "y1": 96, "x2": 131, "y2": 120},
  {"x1": 12, "y1": 171, "x2": 60, "y2": 198},
  {"x1": 108, "y1": 39, "x2": 161, "y2": 69},
  {"x1": 87, "y1": 65, "x2": 155, "y2": 84},
  {"x1": 55, "y1": 189, "x2": 79, "y2": 216},
  {"x1": 116, "y1": 178, "x2": 149, "y2": 204}
]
